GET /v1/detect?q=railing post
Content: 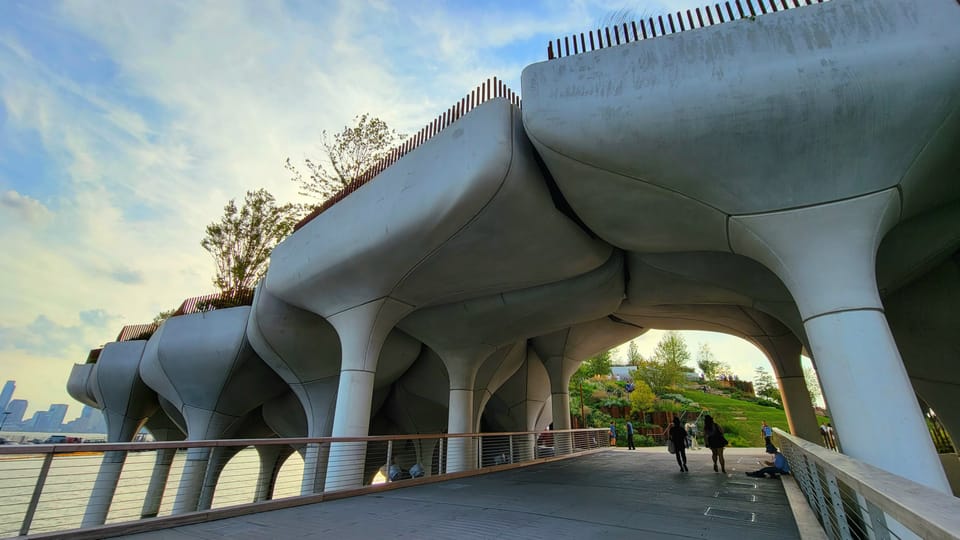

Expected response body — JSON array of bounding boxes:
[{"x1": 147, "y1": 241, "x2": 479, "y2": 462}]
[
  {"x1": 385, "y1": 440, "x2": 393, "y2": 483},
  {"x1": 20, "y1": 452, "x2": 54, "y2": 536},
  {"x1": 439, "y1": 437, "x2": 445, "y2": 475},
  {"x1": 477, "y1": 436, "x2": 483, "y2": 469},
  {"x1": 825, "y1": 470, "x2": 852, "y2": 539},
  {"x1": 808, "y1": 461, "x2": 833, "y2": 535},
  {"x1": 508, "y1": 435, "x2": 514, "y2": 464},
  {"x1": 861, "y1": 496, "x2": 891, "y2": 540}
]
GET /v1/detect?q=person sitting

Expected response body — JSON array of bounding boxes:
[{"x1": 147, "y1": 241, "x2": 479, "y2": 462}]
[{"x1": 746, "y1": 449, "x2": 790, "y2": 478}]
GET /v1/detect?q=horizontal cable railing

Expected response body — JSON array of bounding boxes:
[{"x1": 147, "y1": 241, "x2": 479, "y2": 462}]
[
  {"x1": 294, "y1": 77, "x2": 522, "y2": 231},
  {"x1": 547, "y1": 0, "x2": 831, "y2": 60},
  {"x1": 171, "y1": 288, "x2": 255, "y2": 317},
  {"x1": 0, "y1": 428, "x2": 606, "y2": 539},
  {"x1": 774, "y1": 428, "x2": 960, "y2": 540}
]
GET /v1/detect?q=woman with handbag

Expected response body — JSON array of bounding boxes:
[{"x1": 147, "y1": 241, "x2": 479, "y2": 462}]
[
  {"x1": 704, "y1": 415, "x2": 728, "y2": 473},
  {"x1": 667, "y1": 417, "x2": 689, "y2": 472}
]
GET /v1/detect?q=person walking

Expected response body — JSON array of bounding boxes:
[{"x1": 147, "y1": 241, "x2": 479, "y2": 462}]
[
  {"x1": 626, "y1": 421, "x2": 635, "y2": 450},
  {"x1": 685, "y1": 421, "x2": 699, "y2": 450},
  {"x1": 667, "y1": 417, "x2": 689, "y2": 472},
  {"x1": 704, "y1": 415, "x2": 728, "y2": 473}
]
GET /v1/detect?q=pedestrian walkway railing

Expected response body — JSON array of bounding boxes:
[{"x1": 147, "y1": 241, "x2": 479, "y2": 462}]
[
  {"x1": 0, "y1": 428, "x2": 606, "y2": 539},
  {"x1": 775, "y1": 429, "x2": 960, "y2": 540}
]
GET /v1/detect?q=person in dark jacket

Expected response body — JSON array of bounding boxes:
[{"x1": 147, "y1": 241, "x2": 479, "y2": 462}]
[
  {"x1": 704, "y1": 415, "x2": 728, "y2": 473},
  {"x1": 626, "y1": 421, "x2": 635, "y2": 450},
  {"x1": 667, "y1": 417, "x2": 688, "y2": 472}
]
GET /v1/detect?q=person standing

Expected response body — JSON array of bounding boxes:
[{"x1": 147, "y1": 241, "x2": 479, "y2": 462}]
[
  {"x1": 761, "y1": 420, "x2": 773, "y2": 450},
  {"x1": 704, "y1": 415, "x2": 728, "y2": 473},
  {"x1": 626, "y1": 421, "x2": 635, "y2": 450},
  {"x1": 609, "y1": 422, "x2": 617, "y2": 447},
  {"x1": 668, "y1": 417, "x2": 689, "y2": 472}
]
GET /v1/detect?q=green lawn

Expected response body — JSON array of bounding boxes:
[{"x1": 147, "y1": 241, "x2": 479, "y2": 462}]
[{"x1": 682, "y1": 389, "x2": 828, "y2": 447}]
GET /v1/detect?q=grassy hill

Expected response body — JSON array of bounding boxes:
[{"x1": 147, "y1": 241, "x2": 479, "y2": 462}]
[{"x1": 681, "y1": 389, "x2": 828, "y2": 447}]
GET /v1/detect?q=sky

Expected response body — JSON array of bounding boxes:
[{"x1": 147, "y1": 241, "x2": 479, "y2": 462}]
[{"x1": 0, "y1": 0, "x2": 791, "y2": 419}]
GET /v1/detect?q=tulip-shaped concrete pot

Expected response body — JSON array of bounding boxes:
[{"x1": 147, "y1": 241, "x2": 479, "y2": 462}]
[
  {"x1": 78, "y1": 340, "x2": 159, "y2": 527},
  {"x1": 140, "y1": 307, "x2": 288, "y2": 514}
]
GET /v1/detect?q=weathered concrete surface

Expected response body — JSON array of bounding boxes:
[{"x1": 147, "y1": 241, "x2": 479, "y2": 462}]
[{"x1": 118, "y1": 448, "x2": 802, "y2": 540}]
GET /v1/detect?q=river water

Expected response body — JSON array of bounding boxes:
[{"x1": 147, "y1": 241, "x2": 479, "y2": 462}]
[{"x1": 0, "y1": 445, "x2": 306, "y2": 537}]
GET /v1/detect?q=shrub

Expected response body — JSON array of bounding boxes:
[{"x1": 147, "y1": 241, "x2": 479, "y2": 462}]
[{"x1": 635, "y1": 435, "x2": 656, "y2": 447}]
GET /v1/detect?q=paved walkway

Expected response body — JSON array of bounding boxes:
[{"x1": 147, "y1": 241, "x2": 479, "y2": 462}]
[{"x1": 121, "y1": 448, "x2": 802, "y2": 539}]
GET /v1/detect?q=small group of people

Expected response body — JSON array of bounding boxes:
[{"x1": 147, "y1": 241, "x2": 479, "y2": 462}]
[
  {"x1": 820, "y1": 422, "x2": 838, "y2": 450},
  {"x1": 665, "y1": 415, "x2": 728, "y2": 473}
]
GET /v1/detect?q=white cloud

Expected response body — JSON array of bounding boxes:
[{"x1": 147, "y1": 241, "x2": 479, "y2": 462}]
[{"x1": 0, "y1": 190, "x2": 53, "y2": 225}]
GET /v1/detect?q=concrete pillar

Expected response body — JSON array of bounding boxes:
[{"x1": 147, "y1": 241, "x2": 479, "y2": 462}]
[
  {"x1": 324, "y1": 299, "x2": 412, "y2": 491},
  {"x1": 730, "y1": 189, "x2": 950, "y2": 493},
  {"x1": 543, "y1": 360, "x2": 574, "y2": 455},
  {"x1": 446, "y1": 363, "x2": 477, "y2": 474},
  {"x1": 777, "y1": 375, "x2": 820, "y2": 443},
  {"x1": 140, "y1": 448, "x2": 177, "y2": 518},
  {"x1": 82, "y1": 450, "x2": 127, "y2": 527},
  {"x1": 197, "y1": 445, "x2": 243, "y2": 511},
  {"x1": 254, "y1": 445, "x2": 293, "y2": 502},
  {"x1": 173, "y1": 447, "x2": 212, "y2": 514}
]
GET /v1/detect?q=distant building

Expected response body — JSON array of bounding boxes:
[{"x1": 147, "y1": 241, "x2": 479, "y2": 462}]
[
  {"x1": 47, "y1": 404, "x2": 68, "y2": 432},
  {"x1": 4, "y1": 399, "x2": 27, "y2": 427},
  {"x1": 611, "y1": 365, "x2": 637, "y2": 381},
  {"x1": 64, "y1": 405, "x2": 107, "y2": 433},
  {"x1": 29, "y1": 411, "x2": 51, "y2": 431},
  {"x1": 0, "y1": 380, "x2": 14, "y2": 413}
]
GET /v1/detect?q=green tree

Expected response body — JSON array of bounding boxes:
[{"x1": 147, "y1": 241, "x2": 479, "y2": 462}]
[
  {"x1": 753, "y1": 366, "x2": 781, "y2": 402},
  {"x1": 287, "y1": 114, "x2": 403, "y2": 203},
  {"x1": 152, "y1": 309, "x2": 176, "y2": 325},
  {"x1": 696, "y1": 343, "x2": 721, "y2": 380},
  {"x1": 804, "y1": 366, "x2": 823, "y2": 407},
  {"x1": 627, "y1": 341, "x2": 643, "y2": 366},
  {"x1": 653, "y1": 331, "x2": 691, "y2": 369},
  {"x1": 629, "y1": 380, "x2": 656, "y2": 418},
  {"x1": 201, "y1": 189, "x2": 300, "y2": 294},
  {"x1": 577, "y1": 349, "x2": 613, "y2": 379}
]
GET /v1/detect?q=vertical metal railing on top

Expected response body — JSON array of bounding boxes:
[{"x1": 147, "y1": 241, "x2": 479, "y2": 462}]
[
  {"x1": 171, "y1": 288, "x2": 255, "y2": 317},
  {"x1": 114, "y1": 323, "x2": 160, "y2": 342},
  {"x1": 0, "y1": 428, "x2": 606, "y2": 539},
  {"x1": 294, "y1": 77, "x2": 522, "y2": 231},
  {"x1": 547, "y1": 0, "x2": 832, "y2": 60},
  {"x1": 775, "y1": 429, "x2": 960, "y2": 540}
]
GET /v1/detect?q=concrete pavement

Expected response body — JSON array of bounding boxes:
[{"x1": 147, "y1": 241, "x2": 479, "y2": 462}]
[{"x1": 119, "y1": 448, "x2": 802, "y2": 539}]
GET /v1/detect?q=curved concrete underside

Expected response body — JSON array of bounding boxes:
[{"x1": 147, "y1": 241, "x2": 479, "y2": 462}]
[{"x1": 71, "y1": 0, "x2": 960, "y2": 503}]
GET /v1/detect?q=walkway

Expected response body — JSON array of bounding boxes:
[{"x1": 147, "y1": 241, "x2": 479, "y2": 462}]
[{"x1": 120, "y1": 448, "x2": 802, "y2": 539}]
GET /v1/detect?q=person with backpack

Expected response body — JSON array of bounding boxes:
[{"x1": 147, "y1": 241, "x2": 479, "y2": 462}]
[
  {"x1": 704, "y1": 415, "x2": 728, "y2": 473},
  {"x1": 667, "y1": 417, "x2": 689, "y2": 472}
]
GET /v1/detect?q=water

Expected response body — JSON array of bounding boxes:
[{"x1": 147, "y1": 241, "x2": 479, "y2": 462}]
[{"x1": 0, "y1": 447, "x2": 306, "y2": 537}]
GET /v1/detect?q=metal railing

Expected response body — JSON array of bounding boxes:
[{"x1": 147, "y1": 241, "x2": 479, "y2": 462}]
[
  {"x1": 775, "y1": 428, "x2": 960, "y2": 540},
  {"x1": 547, "y1": 0, "x2": 832, "y2": 60},
  {"x1": 115, "y1": 323, "x2": 160, "y2": 342},
  {"x1": 172, "y1": 288, "x2": 255, "y2": 316},
  {"x1": 0, "y1": 428, "x2": 606, "y2": 539},
  {"x1": 294, "y1": 77, "x2": 522, "y2": 231}
]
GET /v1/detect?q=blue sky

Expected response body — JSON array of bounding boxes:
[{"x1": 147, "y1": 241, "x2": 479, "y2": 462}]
[{"x1": 1, "y1": 0, "x2": 794, "y2": 419}]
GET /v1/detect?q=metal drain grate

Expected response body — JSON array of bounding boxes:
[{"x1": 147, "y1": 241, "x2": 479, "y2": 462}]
[
  {"x1": 724, "y1": 481, "x2": 758, "y2": 488},
  {"x1": 704, "y1": 507, "x2": 757, "y2": 522},
  {"x1": 714, "y1": 490, "x2": 757, "y2": 502}
]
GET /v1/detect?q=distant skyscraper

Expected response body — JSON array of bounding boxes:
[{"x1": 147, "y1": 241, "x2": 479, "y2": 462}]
[
  {"x1": 0, "y1": 380, "x2": 14, "y2": 413},
  {"x1": 47, "y1": 404, "x2": 68, "y2": 432},
  {"x1": 4, "y1": 399, "x2": 27, "y2": 426}
]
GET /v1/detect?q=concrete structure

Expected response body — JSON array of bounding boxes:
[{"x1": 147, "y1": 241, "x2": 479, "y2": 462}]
[{"x1": 67, "y1": 0, "x2": 959, "y2": 518}]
